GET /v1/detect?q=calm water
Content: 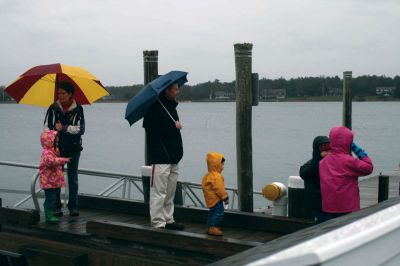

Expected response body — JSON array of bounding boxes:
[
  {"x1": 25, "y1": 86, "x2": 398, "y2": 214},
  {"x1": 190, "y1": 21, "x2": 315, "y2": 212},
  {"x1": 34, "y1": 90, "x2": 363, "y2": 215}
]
[{"x1": 1, "y1": 102, "x2": 399, "y2": 206}]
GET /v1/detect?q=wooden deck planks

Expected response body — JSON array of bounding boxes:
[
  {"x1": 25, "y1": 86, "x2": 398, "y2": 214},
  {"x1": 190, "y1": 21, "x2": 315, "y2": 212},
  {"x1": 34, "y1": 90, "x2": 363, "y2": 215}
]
[
  {"x1": 1, "y1": 170, "x2": 399, "y2": 265},
  {"x1": 86, "y1": 220, "x2": 261, "y2": 257},
  {"x1": 31, "y1": 207, "x2": 284, "y2": 244}
]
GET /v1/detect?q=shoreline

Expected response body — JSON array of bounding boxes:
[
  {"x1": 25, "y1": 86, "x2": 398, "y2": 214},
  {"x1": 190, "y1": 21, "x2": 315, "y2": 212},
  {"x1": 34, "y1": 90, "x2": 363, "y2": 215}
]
[{"x1": 1, "y1": 97, "x2": 400, "y2": 104}]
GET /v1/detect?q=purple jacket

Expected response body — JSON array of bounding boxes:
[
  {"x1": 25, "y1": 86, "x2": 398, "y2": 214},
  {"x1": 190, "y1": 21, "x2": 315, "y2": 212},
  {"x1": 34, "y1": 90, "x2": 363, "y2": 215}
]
[{"x1": 320, "y1": 126, "x2": 373, "y2": 213}]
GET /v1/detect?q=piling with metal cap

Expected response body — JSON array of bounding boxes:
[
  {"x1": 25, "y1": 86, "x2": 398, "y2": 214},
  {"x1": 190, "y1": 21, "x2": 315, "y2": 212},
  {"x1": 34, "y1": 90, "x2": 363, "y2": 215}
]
[
  {"x1": 342, "y1": 71, "x2": 352, "y2": 129},
  {"x1": 234, "y1": 43, "x2": 254, "y2": 212},
  {"x1": 143, "y1": 50, "x2": 159, "y2": 86}
]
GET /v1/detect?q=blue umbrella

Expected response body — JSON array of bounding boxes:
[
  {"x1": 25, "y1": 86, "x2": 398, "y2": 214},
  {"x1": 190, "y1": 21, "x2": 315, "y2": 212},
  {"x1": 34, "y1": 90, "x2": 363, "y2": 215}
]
[{"x1": 125, "y1": 70, "x2": 188, "y2": 126}]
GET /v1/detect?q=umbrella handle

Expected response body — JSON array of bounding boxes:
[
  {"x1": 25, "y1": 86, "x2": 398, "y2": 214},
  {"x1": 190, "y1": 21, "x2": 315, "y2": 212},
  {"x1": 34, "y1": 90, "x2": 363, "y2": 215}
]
[{"x1": 157, "y1": 99, "x2": 177, "y2": 124}]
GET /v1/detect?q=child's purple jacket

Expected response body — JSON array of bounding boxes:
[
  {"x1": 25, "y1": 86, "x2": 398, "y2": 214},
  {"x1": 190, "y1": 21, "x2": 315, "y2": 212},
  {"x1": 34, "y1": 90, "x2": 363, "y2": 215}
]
[{"x1": 320, "y1": 126, "x2": 373, "y2": 213}]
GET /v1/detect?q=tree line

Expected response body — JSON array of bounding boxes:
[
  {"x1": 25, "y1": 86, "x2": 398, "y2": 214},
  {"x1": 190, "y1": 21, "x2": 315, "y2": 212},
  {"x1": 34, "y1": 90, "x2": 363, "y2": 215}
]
[
  {"x1": 1, "y1": 75, "x2": 399, "y2": 102},
  {"x1": 105, "y1": 75, "x2": 400, "y2": 101}
]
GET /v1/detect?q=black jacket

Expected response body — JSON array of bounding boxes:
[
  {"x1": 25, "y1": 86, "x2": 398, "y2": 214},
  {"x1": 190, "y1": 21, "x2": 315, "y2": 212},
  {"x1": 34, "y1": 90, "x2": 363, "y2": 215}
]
[
  {"x1": 299, "y1": 136, "x2": 329, "y2": 210},
  {"x1": 143, "y1": 95, "x2": 183, "y2": 164},
  {"x1": 44, "y1": 101, "x2": 85, "y2": 156}
]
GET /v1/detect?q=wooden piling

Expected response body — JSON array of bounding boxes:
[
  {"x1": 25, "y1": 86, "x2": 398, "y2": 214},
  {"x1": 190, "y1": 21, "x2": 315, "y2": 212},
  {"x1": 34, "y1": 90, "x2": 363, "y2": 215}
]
[
  {"x1": 342, "y1": 71, "x2": 352, "y2": 129},
  {"x1": 142, "y1": 51, "x2": 159, "y2": 203},
  {"x1": 378, "y1": 174, "x2": 389, "y2": 202},
  {"x1": 234, "y1": 43, "x2": 254, "y2": 212},
  {"x1": 143, "y1": 50, "x2": 159, "y2": 166},
  {"x1": 251, "y1": 73, "x2": 259, "y2": 106},
  {"x1": 143, "y1": 50, "x2": 159, "y2": 85}
]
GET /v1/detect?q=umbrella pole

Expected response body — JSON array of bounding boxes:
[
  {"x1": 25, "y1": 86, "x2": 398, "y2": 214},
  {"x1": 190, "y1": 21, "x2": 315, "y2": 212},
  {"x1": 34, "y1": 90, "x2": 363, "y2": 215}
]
[{"x1": 157, "y1": 99, "x2": 176, "y2": 123}]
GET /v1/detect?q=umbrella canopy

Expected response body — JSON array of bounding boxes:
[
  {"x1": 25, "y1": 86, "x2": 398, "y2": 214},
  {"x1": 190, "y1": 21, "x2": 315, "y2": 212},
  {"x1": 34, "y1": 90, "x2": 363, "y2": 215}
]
[
  {"x1": 5, "y1": 63, "x2": 109, "y2": 108},
  {"x1": 125, "y1": 70, "x2": 188, "y2": 126}
]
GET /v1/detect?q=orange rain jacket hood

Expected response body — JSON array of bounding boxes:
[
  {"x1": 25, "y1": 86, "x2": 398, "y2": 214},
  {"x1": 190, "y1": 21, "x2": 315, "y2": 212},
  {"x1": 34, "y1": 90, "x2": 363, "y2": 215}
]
[{"x1": 201, "y1": 152, "x2": 228, "y2": 208}]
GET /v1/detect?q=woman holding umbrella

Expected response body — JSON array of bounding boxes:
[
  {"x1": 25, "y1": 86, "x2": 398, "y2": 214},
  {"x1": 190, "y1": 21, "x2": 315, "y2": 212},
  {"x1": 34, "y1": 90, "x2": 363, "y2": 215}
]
[
  {"x1": 5, "y1": 63, "x2": 108, "y2": 217},
  {"x1": 44, "y1": 82, "x2": 85, "y2": 217}
]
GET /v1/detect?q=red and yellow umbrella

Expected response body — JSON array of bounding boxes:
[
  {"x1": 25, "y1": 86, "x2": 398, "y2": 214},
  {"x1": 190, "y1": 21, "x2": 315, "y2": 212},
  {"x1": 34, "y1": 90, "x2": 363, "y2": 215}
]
[{"x1": 5, "y1": 63, "x2": 109, "y2": 108}]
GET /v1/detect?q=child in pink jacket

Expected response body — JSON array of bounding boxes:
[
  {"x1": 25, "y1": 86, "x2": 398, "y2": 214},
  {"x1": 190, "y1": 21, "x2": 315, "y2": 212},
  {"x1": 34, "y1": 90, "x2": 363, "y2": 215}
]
[
  {"x1": 320, "y1": 126, "x2": 373, "y2": 220},
  {"x1": 39, "y1": 130, "x2": 70, "y2": 223}
]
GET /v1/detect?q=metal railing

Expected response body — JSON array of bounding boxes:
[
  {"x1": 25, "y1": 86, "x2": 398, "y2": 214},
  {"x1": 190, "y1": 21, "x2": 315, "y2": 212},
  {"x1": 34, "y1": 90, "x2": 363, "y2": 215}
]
[{"x1": 0, "y1": 160, "x2": 263, "y2": 212}]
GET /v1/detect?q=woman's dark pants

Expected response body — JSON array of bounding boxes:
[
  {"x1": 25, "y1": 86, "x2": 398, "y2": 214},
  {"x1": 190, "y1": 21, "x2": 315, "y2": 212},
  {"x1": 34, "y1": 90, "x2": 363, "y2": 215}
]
[{"x1": 57, "y1": 151, "x2": 81, "y2": 211}]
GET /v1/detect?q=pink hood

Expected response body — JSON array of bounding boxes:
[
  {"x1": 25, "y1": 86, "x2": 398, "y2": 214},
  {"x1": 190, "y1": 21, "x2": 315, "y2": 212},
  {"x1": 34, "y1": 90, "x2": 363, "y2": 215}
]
[
  {"x1": 329, "y1": 126, "x2": 353, "y2": 155},
  {"x1": 320, "y1": 126, "x2": 373, "y2": 213},
  {"x1": 41, "y1": 130, "x2": 58, "y2": 150},
  {"x1": 39, "y1": 130, "x2": 68, "y2": 189}
]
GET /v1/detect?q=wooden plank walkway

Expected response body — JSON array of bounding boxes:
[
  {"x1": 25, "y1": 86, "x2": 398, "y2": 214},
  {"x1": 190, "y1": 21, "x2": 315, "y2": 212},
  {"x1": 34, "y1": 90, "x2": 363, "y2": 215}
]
[
  {"x1": 32, "y1": 207, "x2": 281, "y2": 243},
  {"x1": 1, "y1": 169, "x2": 399, "y2": 265},
  {"x1": 0, "y1": 194, "x2": 312, "y2": 265}
]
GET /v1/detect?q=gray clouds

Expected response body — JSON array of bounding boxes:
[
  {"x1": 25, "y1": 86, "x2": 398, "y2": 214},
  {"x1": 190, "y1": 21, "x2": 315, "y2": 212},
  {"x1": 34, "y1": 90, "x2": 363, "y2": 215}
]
[{"x1": 0, "y1": 0, "x2": 399, "y2": 86}]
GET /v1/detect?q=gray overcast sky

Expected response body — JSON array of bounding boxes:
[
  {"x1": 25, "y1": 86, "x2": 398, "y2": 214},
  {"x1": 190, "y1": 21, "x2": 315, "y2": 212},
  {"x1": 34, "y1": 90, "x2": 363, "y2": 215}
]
[{"x1": 1, "y1": 0, "x2": 399, "y2": 86}]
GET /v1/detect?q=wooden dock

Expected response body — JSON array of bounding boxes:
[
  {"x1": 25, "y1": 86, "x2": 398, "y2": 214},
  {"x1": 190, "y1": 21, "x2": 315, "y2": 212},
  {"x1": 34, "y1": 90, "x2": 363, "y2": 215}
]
[
  {"x1": 0, "y1": 194, "x2": 312, "y2": 265},
  {"x1": 0, "y1": 169, "x2": 399, "y2": 265}
]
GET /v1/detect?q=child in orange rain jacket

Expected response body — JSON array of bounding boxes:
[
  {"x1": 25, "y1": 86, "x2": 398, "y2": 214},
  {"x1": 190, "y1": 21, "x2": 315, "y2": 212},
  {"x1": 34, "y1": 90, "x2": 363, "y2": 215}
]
[
  {"x1": 39, "y1": 130, "x2": 70, "y2": 223},
  {"x1": 201, "y1": 152, "x2": 229, "y2": 236}
]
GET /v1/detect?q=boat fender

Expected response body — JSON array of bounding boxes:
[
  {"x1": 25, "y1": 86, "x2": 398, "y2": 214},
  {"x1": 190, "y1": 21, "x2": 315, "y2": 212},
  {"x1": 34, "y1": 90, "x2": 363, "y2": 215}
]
[{"x1": 262, "y1": 182, "x2": 287, "y2": 201}]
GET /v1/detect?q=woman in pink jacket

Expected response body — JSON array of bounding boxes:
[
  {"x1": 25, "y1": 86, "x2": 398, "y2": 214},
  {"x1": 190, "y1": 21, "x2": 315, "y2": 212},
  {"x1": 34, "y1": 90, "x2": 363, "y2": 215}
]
[
  {"x1": 39, "y1": 130, "x2": 70, "y2": 223},
  {"x1": 320, "y1": 126, "x2": 373, "y2": 220}
]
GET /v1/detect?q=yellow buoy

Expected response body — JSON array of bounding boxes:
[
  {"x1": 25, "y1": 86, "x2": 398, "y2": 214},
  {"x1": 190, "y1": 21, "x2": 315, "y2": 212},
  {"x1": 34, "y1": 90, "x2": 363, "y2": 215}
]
[{"x1": 262, "y1": 182, "x2": 286, "y2": 201}]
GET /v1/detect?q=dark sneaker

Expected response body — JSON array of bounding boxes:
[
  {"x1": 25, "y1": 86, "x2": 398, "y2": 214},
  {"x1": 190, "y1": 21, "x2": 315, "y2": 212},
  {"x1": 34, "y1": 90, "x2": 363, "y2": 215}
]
[
  {"x1": 165, "y1": 222, "x2": 184, "y2": 231},
  {"x1": 53, "y1": 209, "x2": 63, "y2": 217},
  {"x1": 69, "y1": 209, "x2": 80, "y2": 217}
]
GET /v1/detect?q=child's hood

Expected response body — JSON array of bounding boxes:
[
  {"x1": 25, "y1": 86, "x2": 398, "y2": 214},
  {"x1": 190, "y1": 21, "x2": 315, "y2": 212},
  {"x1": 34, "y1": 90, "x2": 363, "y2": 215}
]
[
  {"x1": 40, "y1": 130, "x2": 57, "y2": 149},
  {"x1": 329, "y1": 126, "x2": 353, "y2": 154},
  {"x1": 206, "y1": 151, "x2": 224, "y2": 173},
  {"x1": 312, "y1": 135, "x2": 329, "y2": 159}
]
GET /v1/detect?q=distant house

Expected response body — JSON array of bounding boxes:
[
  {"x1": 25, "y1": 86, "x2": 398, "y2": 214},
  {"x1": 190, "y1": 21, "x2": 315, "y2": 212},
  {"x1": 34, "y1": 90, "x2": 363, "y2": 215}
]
[
  {"x1": 259, "y1": 88, "x2": 286, "y2": 99},
  {"x1": 376, "y1": 87, "x2": 395, "y2": 96},
  {"x1": 214, "y1": 90, "x2": 231, "y2": 99},
  {"x1": 327, "y1": 87, "x2": 342, "y2": 96}
]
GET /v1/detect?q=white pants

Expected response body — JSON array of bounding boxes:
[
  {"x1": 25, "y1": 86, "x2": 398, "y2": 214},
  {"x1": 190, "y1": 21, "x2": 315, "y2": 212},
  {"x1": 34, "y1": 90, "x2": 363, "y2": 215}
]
[{"x1": 150, "y1": 164, "x2": 179, "y2": 228}]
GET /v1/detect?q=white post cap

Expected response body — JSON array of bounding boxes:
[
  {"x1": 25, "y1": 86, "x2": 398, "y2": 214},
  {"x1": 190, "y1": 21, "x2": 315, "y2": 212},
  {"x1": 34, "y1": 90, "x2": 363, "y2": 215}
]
[
  {"x1": 141, "y1": 165, "x2": 152, "y2": 177},
  {"x1": 288, "y1": 175, "x2": 304, "y2": 189}
]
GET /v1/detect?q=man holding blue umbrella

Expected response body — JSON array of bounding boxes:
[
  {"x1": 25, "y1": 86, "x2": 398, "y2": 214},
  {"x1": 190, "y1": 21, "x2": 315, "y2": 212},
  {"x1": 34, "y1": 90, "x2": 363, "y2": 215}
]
[{"x1": 143, "y1": 82, "x2": 185, "y2": 230}]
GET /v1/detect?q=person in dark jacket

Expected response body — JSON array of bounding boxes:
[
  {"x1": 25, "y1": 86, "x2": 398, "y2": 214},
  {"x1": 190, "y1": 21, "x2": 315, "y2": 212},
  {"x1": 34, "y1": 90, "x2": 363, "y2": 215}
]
[
  {"x1": 44, "y1": 82, "x2": 84, "y2": 217},
  {"x1": 299, "y1": 136, "x2": 330, "y2": 223},
  {"x1": 143, "y1": 83, "x2": 184, "y2": 230}
]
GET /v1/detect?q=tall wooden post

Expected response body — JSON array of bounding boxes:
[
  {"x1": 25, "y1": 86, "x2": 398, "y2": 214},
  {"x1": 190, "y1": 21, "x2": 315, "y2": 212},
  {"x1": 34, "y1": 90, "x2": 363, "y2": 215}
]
[
  {"x1": 251, "y1": 73, "x2": 259, "y2": 106},
  {"x1": 234, "y1": 43, "x2": 253, "y2": 212},
  {"x1": 142, "y1": 51, "x2": 158, "y2": 203},
  {"x1": 342, "y1": 71, "x2": 352, "y2": 129},
  {"x1": 143, "y1": 50, "x2": 158, "y2": 166}
]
